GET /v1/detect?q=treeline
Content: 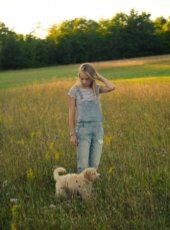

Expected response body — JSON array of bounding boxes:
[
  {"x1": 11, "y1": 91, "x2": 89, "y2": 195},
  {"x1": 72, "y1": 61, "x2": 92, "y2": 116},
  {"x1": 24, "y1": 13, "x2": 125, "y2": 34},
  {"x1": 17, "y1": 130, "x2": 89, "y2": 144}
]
[{"x1": 0, "y1": 9, "x2": 170, "y2": 70}]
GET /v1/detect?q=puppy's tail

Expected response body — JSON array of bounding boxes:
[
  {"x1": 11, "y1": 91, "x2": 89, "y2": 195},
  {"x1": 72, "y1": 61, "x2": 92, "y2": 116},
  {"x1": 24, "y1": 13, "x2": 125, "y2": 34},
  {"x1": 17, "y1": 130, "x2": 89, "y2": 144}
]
[{"x1": 53, "y1": 167, "x2": 67, "y2": 181}]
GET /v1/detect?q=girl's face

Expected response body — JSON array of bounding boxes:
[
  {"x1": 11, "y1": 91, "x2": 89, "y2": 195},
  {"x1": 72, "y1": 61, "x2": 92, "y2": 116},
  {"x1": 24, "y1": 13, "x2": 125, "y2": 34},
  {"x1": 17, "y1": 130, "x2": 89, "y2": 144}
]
[{"x1": 79, "y1": 72, "x2": 93, "y2": 88}]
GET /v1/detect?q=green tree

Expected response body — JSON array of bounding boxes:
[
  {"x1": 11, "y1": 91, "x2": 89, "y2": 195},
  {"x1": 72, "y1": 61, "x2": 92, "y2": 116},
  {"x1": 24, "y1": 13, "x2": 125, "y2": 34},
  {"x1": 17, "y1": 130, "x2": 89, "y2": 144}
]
[
  {"x1": 154, "y1": 17, "x2": 170, "y2": 53},
  {"x1": 47, "y1": 18, "x2": 103, "y2": 63}
]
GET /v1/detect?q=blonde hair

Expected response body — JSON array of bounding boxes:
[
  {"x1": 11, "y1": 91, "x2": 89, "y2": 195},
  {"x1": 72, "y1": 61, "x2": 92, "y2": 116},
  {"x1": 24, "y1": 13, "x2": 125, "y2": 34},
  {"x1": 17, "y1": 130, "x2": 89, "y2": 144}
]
[{"x1": 75, "y1": 63, "x2": 99, "y2": 97}]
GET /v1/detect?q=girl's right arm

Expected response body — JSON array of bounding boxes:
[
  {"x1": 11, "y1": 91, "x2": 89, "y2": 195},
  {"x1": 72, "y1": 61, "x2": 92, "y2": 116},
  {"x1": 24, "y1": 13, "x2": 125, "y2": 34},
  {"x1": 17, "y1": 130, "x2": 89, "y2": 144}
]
[{"x1": 68, "y1": 95, "x2": 78, "y2": 145}]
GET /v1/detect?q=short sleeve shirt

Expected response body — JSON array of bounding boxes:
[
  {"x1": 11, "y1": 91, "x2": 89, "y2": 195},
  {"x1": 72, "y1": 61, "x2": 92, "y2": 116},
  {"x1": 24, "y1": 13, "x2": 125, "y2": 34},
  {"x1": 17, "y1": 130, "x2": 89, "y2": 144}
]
[{"x1": 68, "y1": 84, "x2": 102, "y2": 104}]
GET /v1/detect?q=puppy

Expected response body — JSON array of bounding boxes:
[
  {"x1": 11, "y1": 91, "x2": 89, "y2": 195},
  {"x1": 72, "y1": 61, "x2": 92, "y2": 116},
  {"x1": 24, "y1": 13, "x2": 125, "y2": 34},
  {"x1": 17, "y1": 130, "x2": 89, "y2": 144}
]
[{"x1": 53, "y1": 167, "x2": 100, "y2": 200}]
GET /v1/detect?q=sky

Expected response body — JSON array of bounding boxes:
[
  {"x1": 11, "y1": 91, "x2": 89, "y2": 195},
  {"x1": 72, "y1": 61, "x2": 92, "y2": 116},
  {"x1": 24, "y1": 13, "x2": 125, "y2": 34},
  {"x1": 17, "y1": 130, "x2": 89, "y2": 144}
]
[{"x1": 0, "y1": 0, "x2": 170, "y2": 38}]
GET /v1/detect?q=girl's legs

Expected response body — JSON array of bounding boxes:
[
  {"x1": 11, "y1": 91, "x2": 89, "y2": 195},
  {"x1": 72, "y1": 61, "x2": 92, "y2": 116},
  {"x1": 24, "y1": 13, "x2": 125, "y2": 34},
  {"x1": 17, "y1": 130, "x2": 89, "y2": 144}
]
[
  {"x1": 76, "y1": 123, "x2": 104, "y2": 173},
  {"x1": 77, "y1": 137, "x2": 91, "y2": 173},
  {"x1": 76, "y1": 125, "x2": 92, "y2": 173},
  {"x1": 89, "y1": 125, "x2": 104, "y2": 169}
]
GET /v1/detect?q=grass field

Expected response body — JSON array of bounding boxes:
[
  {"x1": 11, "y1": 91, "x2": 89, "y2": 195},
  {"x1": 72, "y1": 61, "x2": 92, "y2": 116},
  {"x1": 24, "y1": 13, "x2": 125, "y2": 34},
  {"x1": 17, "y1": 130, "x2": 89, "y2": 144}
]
[
  {"x1": 0, "y1": 54, "x2": 170, "y2": 89},
  {"x1": 0, "y1": 55, "x2": 170, "y2": 229}
]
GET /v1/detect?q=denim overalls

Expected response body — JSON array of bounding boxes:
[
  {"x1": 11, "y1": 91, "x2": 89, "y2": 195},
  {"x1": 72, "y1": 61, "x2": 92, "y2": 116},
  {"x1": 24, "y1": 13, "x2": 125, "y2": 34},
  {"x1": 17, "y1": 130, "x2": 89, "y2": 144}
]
[{"x1": 75, "y1": 86, "x2": 104, "y2": 173}]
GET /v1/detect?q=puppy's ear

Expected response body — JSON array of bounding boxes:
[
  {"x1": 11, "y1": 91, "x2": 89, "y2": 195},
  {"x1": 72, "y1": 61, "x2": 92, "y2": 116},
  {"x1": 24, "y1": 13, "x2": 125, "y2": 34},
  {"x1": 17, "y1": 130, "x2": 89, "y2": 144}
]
[
  {"x1": 84, "y1": 170, "x2": 92, "y2": 181},
  {"x1": 96, "y1": 173, "x2": 101, "y2": 178}
]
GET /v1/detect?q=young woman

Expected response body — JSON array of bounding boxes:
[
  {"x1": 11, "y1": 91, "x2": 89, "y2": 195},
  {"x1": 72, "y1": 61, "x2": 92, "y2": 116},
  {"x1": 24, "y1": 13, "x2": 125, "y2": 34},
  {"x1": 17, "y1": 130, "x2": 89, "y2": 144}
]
[{"x1": 68, "y1": 63, "x2": 115, "y2": 173}]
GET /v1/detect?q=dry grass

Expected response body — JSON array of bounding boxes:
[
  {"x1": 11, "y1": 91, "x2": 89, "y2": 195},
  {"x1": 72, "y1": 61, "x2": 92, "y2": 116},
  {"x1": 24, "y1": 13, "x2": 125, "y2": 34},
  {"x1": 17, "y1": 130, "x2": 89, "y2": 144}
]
[{"x1": 93, "y1": 54, "x2": 170, "y2": 68}]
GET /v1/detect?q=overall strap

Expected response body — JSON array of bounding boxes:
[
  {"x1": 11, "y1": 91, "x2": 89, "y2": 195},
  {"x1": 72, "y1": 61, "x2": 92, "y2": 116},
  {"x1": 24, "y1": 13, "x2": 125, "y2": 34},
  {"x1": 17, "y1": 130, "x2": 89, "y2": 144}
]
[
  {"x1": 96, "y1": 85, "x2": 100, "y2": 97},
  {"x1": 75, "y1": 86, "x2": 84, "y2": 100},
  {"x1": 76, "y1": 85, "x2": 99, "y2": 99}
]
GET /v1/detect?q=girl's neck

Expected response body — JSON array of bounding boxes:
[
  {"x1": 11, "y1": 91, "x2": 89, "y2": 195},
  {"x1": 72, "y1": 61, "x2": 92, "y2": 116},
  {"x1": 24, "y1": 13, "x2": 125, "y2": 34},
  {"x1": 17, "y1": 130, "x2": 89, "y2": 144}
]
[{"x1": 79, "y1": 84, "x2": 92, "y2": 89}]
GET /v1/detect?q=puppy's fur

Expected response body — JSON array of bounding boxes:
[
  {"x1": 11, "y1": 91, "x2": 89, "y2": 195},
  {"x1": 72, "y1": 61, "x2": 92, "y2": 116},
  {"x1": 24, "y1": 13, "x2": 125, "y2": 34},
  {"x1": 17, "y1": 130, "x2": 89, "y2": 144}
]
[{"x1": 53, "y1": 167, "x2": 100, "y2": 200}]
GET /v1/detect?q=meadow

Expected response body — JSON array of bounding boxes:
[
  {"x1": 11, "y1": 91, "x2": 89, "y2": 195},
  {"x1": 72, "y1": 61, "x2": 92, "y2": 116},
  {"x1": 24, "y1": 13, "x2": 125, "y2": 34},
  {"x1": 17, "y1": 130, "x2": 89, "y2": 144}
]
[
  {"x1": 0, "y1": 54, "x2": 170, "y2": 89},
  {"x1": 0, "y1": 55, "x2": 170, "y2": 229}
]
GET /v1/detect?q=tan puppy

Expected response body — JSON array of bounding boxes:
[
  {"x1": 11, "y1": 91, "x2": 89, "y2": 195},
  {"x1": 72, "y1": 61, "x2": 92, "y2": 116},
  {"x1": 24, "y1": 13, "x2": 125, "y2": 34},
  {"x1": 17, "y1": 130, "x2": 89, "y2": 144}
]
[{"x1": 53, "y1": 167, "x2": 100, "y2": 200}]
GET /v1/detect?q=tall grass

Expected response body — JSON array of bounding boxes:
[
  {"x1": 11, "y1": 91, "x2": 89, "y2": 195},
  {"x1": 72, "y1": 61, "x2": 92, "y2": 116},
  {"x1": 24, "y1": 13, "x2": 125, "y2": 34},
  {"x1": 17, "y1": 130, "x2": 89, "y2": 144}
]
[{"x1": 0, "y1": 78, "x2": 169, "y2": 229}]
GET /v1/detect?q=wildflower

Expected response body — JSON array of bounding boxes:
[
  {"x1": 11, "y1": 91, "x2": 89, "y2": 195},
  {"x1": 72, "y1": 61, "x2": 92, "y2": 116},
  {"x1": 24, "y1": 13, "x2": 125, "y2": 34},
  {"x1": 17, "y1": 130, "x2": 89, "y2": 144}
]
[
  {"x1": 49, "y1": 142, "x2": 54, "y2": 150},
  {"x1": 11, "y1": 204, "x2": 21, "y2": 230},
  {"x1": 2, "y1": 180, "x2": 8, "y2": 188},
  {"x1": 10, "y1": 198, "x2": 18, "y2": 204},
  {"x1": 17, "y1": 139, "x2": 25, "y2": 145},
  {"x1": 104, "y1": 135, "x2": 112, "y2": 145},
  {"x1": 49, "y1": 204, "x2": 56, "y2": 209},
  {"x1": 31, "y1": 131, "x2": 41, "y2": 138},
  {"x1": 44, "y1": 151, "x2": 50, "y2": 161},
  {"x1": 26, "y1": 168, "x2": 35, "y2": 180},
  {"x1": 108, "y1": 167, "x2": 114, "y2": 174},
  {"x1": 11, "y1": 223, "x2": 17, "y2": 230},
  {"x1": 31, "y1": 131, "x2": 36, "y2": 138},
  {"x1": 54, "y1": 152, "x2": 60, "y2": 160}
]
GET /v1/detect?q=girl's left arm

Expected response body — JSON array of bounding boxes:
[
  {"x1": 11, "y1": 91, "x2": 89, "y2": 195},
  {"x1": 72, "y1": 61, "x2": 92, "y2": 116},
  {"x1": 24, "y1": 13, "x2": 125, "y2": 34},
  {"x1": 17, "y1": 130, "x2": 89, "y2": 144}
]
[{"x1": 96, "y1": 73, "x2": 116, "y2": 93}]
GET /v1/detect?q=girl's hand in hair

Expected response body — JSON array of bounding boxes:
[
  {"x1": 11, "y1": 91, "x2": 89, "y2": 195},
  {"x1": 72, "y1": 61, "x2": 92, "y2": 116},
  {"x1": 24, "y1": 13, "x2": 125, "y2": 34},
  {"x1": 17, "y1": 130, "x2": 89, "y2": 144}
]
[{"x1": 95, "y1": 72, "x2": 103, "y2": 81}]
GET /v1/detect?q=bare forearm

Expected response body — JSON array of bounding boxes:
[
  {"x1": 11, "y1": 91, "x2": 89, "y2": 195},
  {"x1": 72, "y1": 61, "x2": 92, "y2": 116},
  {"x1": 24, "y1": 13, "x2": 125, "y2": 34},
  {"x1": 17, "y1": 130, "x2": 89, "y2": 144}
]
[
  {"x1": 68, "y1": 111, "x2": 76, "y2": 134},
  {"x1": 97, "y1": 73, "x2": 115, "y2": 89}
]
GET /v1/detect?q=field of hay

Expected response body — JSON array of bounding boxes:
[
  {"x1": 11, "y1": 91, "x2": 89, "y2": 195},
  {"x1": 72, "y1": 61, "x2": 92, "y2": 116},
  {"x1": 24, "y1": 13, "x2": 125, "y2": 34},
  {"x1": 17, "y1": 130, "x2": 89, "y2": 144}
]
[{"x1": 0, "y1": 55, "x2": 170, "y2": 229}]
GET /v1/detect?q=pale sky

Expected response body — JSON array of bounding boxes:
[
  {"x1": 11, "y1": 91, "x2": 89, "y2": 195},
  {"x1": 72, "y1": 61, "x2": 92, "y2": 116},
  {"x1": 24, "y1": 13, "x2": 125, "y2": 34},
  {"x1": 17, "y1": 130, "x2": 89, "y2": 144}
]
[{"x1": 0, "y1": 0, "x2": 169, "y2": 38}]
